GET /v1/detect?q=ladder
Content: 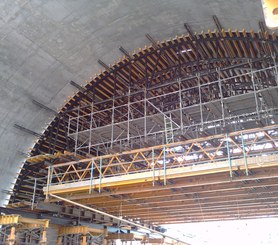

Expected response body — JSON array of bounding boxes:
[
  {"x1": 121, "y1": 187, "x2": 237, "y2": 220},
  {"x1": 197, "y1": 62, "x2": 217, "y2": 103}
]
[{"x1": 164, "y1": 114, "x2": 174, "y2": 144}]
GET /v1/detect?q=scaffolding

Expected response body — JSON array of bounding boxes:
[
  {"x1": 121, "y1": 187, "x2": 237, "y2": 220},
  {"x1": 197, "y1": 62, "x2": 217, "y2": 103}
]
[
  {"x1": 67, "y1": 64, "x2": 278, "y2": 155},
  {"x1": 57, "y1": 226, "x2": 104, "y2": 245},
  {"x1": 0, "y1": 215, "x2": 49, "y2": 245}
]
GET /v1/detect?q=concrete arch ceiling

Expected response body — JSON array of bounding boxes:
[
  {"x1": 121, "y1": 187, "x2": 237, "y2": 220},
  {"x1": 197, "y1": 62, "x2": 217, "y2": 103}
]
[
  {"x1": 0, "y1": 0, "x2": 277, "y2": 206},
  {"x1": 10, "y1": 32, "x2": 278, "y2": 205}
]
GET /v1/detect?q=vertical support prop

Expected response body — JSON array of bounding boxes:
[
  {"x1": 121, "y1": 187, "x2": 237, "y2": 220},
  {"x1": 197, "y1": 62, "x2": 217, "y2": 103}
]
[
  {"x1": 218, "y1": 69, "x2": 225, "y2": 126},
  {"x1": 31, "y1": 178, "x2": 37, "y2": 210},
  {"x1": 241, "y1": 132, "x2": 249, "y2": 176},
  {"x1": 7, "y1": 226, "x2": 16, "y2": 245},
  {"x1": 89, "y1": 103, "x2": 94, "y2": 155},
  {"x1": 226, "y1": 133, "x2": 233, "y2": 178},
  {"x1": 103, "y1": 228, "x2": 108, "y2": 245},
  {"x1": 99, "y1": 157, "x2": 103, "y2": 193},
  {"x1": 152, "y1": 147, "x2": 155, "y2": 186},
  {"x1": 111, "y1": 98, "x2": 115, "y2": 149},
  {"x1": 46, "y1": 166, "x2": 52, "y2": 200},
  {"x1": 81, "y1": 234, "x2": 87, "y2": 245},
  {"x1": 272, "y1": 53, "x2": 278, "y2": 86},
  {"x1": 250, "y1": 61, "x2": 260, "y2": 118},
  {"x1": 197, "y1": 75, "x2": 203, "y2": 130},
  {"x1": 144, "y1": 88, "x2": 147, "y2": 138},
  {"x1": 74, "y1": 106, "x2": 80, "y2": 155},
  {"x1": 89, "y1": 160, "x2": 95, "y2": 194},
  {"x1": 41, "y1": 229, "x2": 47, "y2": 245},
  {"x1": 67, "y1": 116, "x2": 71, "y2": 139},
  {"x1": 57, "y1": 236, "x2": 62, "y2": 245},
  {"x1": 178, "y1": 80, "x2": 184, "y2": 130},
  {"x1": 163, "y1": 146, "x2": 167, "y2": 185},
  {"x1": 127, "y1": 85, "x2": 131, "y2": 142},
  {"x1": 50, "y1": 166, "x2": 54, "y2": 183}
]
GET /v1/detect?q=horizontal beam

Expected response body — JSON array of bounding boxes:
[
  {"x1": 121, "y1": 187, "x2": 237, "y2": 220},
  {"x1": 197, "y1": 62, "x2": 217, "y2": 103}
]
[
  {"x1": 104, "y1": 195, "x2": 278, "y2": 214},
  {"x1": 76, "y1": 185, "x2": 278, "y2": 206},
  {"x1": 123, "y1": 205, "x2": 278, "y2": 219},
  {"x1": 157, "y1": 214, "x2": 278, "y2": 224},
  {"x1": 106, "y1": 233, "x2": 164, "y2": 243},
  {"x1": 0, "y1": 215, "x2": 49, "y2": 228},
  {"x1": 55, "y1": 175, "x2": 278, "y2": 201},
  {"x1": 150, "y1": 210, "x2": 278, "y2": 222},
  {"x1": 58, "y1": 226, "x2": 102, "y2": 236}
]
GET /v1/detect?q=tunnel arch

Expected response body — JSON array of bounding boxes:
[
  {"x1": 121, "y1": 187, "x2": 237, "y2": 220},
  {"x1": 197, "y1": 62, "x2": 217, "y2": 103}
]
[{"x1": 11, "y1": 29, "x2": 278, "y2": 203}]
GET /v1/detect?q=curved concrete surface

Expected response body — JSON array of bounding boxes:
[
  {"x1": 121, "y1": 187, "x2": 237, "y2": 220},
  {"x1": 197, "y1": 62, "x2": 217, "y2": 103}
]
[{"x1": 0, "y1": 0, "x2": 268, "y2": 205}]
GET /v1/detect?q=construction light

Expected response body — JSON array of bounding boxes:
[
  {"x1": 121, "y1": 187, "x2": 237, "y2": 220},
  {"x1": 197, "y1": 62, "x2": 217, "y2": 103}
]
[{"x1": 261, "y1": 0, "x2": 278, "y2": 29}]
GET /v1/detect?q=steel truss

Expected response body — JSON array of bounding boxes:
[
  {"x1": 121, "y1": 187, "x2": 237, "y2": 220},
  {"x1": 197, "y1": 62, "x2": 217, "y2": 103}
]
[
  {"x1": 45, "y1": 124, "x2": 278, "y2": 194},
  {"x1": 67, "y1": 63, "x2": 278, "y2": 155}
]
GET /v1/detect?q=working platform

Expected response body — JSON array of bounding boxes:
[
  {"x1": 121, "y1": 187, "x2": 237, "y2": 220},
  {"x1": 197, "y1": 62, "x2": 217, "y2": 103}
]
[{"x1": 41, "y1": 125, "x2": 278, "y2": 224}]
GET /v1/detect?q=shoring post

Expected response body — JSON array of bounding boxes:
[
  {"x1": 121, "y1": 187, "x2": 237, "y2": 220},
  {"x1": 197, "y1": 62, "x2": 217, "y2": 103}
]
[
  {"x1": 163, "y1": 146, "x2": 167, "y2": 185},
  {"x1": 111, "y1": 97, "x2": 115, "y2": 149},
  {"x1": 144, "y1": 88, "x2": 147, "y2": 138},
  {"x1": 31, "y1": 178, "x2": 37, "y2": 210},
  {"x1": 99, "y1": 157, "x2": 103, "y2": 193},
  {"x1": 197, "y1": 75, "x2": 203, "y2": 130},
  {"x1": 67, "y1": 116, "x2": 71, "y2": 140},
  {"x1": 178, "y1": 80, "x2": 184, "y2": 130},
  {"x1": 46, "y1": 167, "x2": 51, "y2": 200},
  {"x1": 152, "y1": 147, "x2": 155, "y2": 186},
  {"x1": 218, "y1": 69, "x2": 225, "y2": 126},
  {"x1": 41, "y1": 228, "x2": 47, "y2": 245},
  {"x1": 226, "y1": 133, "x2": 233, "y2": 178},
  {"x1": 127, "y1": 86, "x2": 131, "y2": 142},
  {"x1": 50, "y1": 166, "x2": 54, "y2": 184},
  {"x1": 49, "y1": 166, "x2": 54, "y2": 198},
  {"x1": 81, "y1": 234, "x2": 87, "y2": 245},
  {"x1": 57, "y1": 236, "x2": 62, "y2": 245},
  {"x1": 89, "y1": 103, "x2": 93, "y2": 155},
  {"x1": 89, "y1": 160, "x2": 95, "y2": 194},
  {"x1": 74, "y1": 106, "x2": 80, "y2": 155},
  {"x1": 103, "y1": 228, "x2": 108, "y2": 245},
  {"x1": 250, "y1": 61, "x2": 260, "y2": 118},
  {"x1": 241, "y1": 132, "x2": 249, "y2": 176},
  {"x1": 272, "y1": 53, "x2": 278, "y2": 85},
  {"x1": 7, "y1": 226, "x2": 16, "y2": 245}
]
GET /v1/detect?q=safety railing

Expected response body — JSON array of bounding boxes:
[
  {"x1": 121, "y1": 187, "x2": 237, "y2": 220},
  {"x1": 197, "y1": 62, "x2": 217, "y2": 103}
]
[{"x1": 45, "y1": 125, "x2": 278, "y2": 196}]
